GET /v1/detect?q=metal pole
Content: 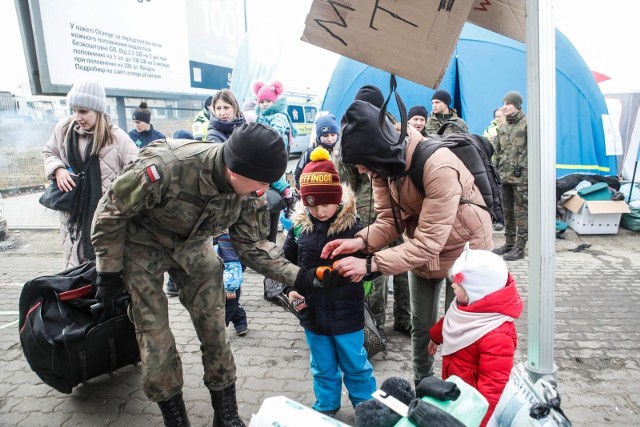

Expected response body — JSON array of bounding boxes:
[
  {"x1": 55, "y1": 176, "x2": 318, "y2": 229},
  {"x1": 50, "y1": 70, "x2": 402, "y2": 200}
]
[
  {"x1": 115, "y1": 96, "x2": 127, "y2": 132},
  {"x1": 525, "y1": 0, "x2": 558, "y2": 382}
]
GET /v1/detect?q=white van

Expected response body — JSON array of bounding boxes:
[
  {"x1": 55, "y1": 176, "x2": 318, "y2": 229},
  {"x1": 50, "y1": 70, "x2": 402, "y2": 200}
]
[{"x1": 285, "y1": 92, "x2": 320, "y2": 156}]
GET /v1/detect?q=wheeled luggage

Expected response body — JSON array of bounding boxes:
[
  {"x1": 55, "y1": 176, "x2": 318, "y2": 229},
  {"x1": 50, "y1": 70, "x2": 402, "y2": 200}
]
[{"x1": 18, "y1": 261, "x2": 140, "y2": 394}]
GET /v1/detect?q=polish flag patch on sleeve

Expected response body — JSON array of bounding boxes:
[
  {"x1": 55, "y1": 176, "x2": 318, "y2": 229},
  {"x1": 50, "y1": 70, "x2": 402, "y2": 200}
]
[{"x1": 145, "y1": 165, "x2": 161, "y2": 183}]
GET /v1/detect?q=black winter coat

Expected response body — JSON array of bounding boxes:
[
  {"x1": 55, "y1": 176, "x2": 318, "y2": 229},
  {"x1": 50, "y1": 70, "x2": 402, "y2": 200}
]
[
  {"x1": 206, "y1": 116, "x2": 245, "y2": 143},
  {"x1": 283, "y1": 191, "x2": 365, "y2": 336}
]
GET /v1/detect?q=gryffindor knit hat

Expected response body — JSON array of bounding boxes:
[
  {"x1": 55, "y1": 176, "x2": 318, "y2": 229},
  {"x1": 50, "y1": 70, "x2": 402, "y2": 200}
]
[
  {"x1": 451, "y1": 242, "x2": 508, "y2": 304},
  {"x1": 66, "y1": 79, "x2": 106, "y2": 113},
  {"x1": 300, "y1": 147, "x2": 342, "y2": 207}
]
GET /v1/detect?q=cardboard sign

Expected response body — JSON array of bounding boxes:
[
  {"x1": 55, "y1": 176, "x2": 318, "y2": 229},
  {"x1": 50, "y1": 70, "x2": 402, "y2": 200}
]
[
  {"x1": 467, "y1": 0, "x2": 526, "y2": 43},
  {"x1": 301, "y1": 0, "x2": 475, "y2": 88},
  {"x1": 301, "y1": 0, "x2": 527, "y2": 88}
]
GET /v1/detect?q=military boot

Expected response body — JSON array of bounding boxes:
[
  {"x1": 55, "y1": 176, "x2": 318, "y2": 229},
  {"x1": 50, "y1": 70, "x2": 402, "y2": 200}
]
[
  {"x1": 492, "y1": 245, "x2": 514, "y2": 256},
  {"x1": 503, "y1": 247, "x2": 525, "y2": 261},
  {"x1": 157, "y1": 392, "x2": 190, "y2": 427},
  {"x1": 210, "y1": 383, "x2": 245, "y2": 427}
]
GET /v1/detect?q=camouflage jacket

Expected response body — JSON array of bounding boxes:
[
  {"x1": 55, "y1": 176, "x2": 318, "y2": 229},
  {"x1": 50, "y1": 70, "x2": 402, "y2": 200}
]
[
  {"x1": 333, "y1": 140, "x2": 377, "y2": 227},
  {"x1": 425, "y1": 109, "x2": 469, "y2": 135},
  {"x1": 91, "y1": 139, "x2": 299, "y2": 285},
  {"x1": 494, "y1": 109, "x2": 528, "y2": 185}
]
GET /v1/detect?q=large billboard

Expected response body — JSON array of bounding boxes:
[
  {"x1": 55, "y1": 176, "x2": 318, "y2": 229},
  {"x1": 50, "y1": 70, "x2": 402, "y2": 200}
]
[{"x1": 16, "y1": 0, "x2": 245, "y2": 98}]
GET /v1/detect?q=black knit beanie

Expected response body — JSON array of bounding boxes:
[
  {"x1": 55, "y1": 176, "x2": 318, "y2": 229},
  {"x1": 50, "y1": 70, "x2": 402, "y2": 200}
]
[
  {"x1": 223, "y1": 122, "x2": 287, "y2": 183},
  {"x1": 354, "y1": 84, "x2": 385, "y2": 108},
  {"x1": 408, "y1": 105, "x2": 428, "y2": 120},
  {"x1": 204, "y1": 96, "x2": 213, "y2": 110},
  {"x1": 431, "y1": 89, "x2": 451, "y2": 106},
  {"x1": 132, "y1": 102, "x2": 151, "y2": 124}
]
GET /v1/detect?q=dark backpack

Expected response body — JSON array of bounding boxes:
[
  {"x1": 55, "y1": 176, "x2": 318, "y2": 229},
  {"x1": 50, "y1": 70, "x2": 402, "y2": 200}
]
[{"x1": 408, "y1": 131, "x2": 504, "y2": 222}]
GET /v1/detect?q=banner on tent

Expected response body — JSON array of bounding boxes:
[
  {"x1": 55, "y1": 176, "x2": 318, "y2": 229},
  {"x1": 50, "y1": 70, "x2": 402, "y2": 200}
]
[{"x1": 301, "y1": 0, "x2": 526, "y2": 88}]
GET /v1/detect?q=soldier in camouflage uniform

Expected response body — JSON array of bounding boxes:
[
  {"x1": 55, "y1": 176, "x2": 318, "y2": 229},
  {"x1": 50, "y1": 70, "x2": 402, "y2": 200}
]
[
  {"x1": 91, "y1": 123, "x2": 329, "y2": 427},
  {"x1": 333, "y1": 85, "x2": 412, "y2": 337},
  {"x1": 424, "y1": 89, "x2": 469, "y2": 135},
  {"x1": 492, "y1": 91, "x2": 528, "y2": 261}
]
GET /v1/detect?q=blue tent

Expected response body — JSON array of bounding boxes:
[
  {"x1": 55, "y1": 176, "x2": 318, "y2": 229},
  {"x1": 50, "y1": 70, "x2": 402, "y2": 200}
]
[{"x1": 322, "y1": 23, "x2": 616, "y2": 177}]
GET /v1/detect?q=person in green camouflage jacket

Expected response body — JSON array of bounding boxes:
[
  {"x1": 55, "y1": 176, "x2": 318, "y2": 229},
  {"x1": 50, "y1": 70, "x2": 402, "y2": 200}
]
[
  {"x1": 425, "y1": 89, "x2": 469, "y2": 135},
  {"x1": 492, "y1": 91, "x2": 528, "y2": 261},
  {"x1": 90, "y1": 123, "x2": 335, "y2": 427}
]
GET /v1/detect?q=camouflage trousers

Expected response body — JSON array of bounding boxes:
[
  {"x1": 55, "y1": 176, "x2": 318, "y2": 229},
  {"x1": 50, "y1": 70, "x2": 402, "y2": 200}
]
[
  {"x1": 503, "y1": 183, "x2": 528, "y2": 249},
  {"x1": 365, "y1": 237, "x2": 411, "y2": 328},
  {"x1": 123, "y1": 241, "x2": 235, "y2": 402}
]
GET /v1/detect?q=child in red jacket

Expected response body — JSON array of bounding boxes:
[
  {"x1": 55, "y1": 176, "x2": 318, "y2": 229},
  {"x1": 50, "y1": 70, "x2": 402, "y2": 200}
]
[{"x1": 428, "y1": 242, "x2": 523, "y2": 426}]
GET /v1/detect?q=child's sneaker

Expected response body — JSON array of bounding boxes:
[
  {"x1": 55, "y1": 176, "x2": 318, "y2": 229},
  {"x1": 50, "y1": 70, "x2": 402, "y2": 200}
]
[{"x1": 235, "y1": 325, "x2": 248, "y2": 336}]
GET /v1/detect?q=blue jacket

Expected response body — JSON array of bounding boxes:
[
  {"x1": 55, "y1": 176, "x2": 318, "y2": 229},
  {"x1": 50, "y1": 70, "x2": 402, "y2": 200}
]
[
  {"x1": 128, "y1": 125, "x2": 166, "y2": 149},
  {"x1": 283, "y1": 189, "x2": 365, "y2": 336}
]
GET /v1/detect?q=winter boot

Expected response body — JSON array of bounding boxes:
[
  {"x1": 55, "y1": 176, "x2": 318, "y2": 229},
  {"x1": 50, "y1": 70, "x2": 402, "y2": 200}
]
[
  {"x1": 503, "y1": 247, "x2": 525, "y2": 261},
  {"x1": 210, "y1": 383, "x2": 245, "y2": 427},
  {"x1": 492, "y1": 245, "x2": 514, "y2": 256},
  {"x1": 158, "y1": 392, "x2": 190, "y2": 427}
]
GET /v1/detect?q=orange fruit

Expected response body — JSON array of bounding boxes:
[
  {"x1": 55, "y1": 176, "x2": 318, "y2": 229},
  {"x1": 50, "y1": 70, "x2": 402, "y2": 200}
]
[{"x1": 316, "y1": 266, "x2": 332, "y2": 280}]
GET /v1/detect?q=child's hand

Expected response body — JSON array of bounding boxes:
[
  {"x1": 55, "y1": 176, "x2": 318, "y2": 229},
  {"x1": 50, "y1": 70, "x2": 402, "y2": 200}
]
[
  {"x1": 428, "y1": 340, "x2": 439, "y2": 356},
  {"x1": 225, "y1": 291, "x2": 236, "y2": 300},
  {"x1": 288, "y1": 290, "x2": 304, "y2": 302}
]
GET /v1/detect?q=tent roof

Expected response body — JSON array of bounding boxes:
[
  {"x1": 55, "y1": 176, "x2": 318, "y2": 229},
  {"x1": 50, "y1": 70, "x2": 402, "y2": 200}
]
[{"x1": 322, "y1": 23, "x2": 616, "y2": 177}]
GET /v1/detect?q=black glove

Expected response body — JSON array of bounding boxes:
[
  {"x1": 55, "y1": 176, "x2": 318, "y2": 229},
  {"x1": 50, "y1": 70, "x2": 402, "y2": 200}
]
[
  {"x1": 321, "y1": 269, "x2": 353, "y2": 288},
  {"x1": 294, "y1": 268, "x2": 321, "y2": 292},
  {"x1": 284, "y1": 194, "x2": 297, "y2": 218},
  {"x1": 95, "y1": 271, "x2": 125, "y2": 319}
]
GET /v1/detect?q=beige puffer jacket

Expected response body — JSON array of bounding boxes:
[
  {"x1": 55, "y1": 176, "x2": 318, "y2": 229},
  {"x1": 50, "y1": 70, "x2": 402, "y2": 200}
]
[
  {"x1": 43, "y1": 115, "x2": 138, "y2": 268},
  {"x1": 355, "y1": 129, "x2": 494, "y2": 279}
]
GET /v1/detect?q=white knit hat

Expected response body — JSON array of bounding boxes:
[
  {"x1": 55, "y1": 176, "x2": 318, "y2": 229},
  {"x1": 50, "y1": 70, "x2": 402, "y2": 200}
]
[
  {"x1": 66, "y1": 79, "x2": 106, "y2": 113},
  {"x1": 451, "y1": 242, "x2": 508, "y2": 304}
]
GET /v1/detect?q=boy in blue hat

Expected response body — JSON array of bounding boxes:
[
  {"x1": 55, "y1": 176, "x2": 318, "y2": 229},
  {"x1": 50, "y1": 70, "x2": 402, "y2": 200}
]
[{"x1": 293, "y1": 114, "x2": 340, "y2": 190}]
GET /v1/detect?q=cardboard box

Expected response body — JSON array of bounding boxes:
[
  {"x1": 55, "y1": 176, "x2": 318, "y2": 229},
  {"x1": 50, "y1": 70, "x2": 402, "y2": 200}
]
[{"x1": 563, "y1": 195, "x2": 630, "y2": 235}]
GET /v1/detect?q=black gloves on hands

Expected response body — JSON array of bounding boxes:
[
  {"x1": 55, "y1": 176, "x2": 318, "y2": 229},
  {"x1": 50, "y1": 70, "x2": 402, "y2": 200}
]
[
  {"x1": 294, "y1": 268, "x2": 319, "y2": 293},
  {"x1": 321, "y1": 269, "x2": 352, "y2": 288},
  {"x1": 294, "y1": 267, "x2": 353, "y2": 292},
  {"x1": 95, "y1": 271, "x2": 125, "y2": 319}
]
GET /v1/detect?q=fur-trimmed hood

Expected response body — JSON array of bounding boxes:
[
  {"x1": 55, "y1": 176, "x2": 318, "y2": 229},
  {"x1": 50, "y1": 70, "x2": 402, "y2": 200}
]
[{"x1": 291, "y1": 184, "x2": 358, "y2": 236}]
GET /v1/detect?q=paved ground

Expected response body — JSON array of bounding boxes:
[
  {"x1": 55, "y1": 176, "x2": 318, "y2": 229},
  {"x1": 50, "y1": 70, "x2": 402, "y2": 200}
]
[{"x1": 1, "y1": 192, "x2": 639, "y2": 426}]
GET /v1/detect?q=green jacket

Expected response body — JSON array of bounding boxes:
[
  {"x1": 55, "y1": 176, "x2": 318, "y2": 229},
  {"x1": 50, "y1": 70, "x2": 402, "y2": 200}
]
[
  {"x1": 494, "y1": 109, "x2": 528, "y2": 185},
  {"x1": 425, "y1": 109, "x2": 469, "y2": 135},
  {"x1": 91, "y1": 140, "x2": 299, "y2": 285}
]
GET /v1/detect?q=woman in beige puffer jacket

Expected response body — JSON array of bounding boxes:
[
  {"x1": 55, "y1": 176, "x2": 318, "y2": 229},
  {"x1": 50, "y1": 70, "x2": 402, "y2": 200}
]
[
  {"x1": 43, "y1": 79, "x2": 138, "y2": 268},
  {"x1": 322, "y1": 100, "x2": 494, "y2": 384}
]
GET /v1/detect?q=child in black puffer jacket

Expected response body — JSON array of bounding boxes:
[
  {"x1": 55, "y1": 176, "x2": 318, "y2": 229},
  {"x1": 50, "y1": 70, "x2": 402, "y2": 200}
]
[{"x1": 282, "y1": 147, "x2": 376, "y2": 418}]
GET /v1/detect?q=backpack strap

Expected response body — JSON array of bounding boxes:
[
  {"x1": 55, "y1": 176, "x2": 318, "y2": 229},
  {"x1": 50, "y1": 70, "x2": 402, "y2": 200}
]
[
  {"x1": 437, "y1": 120, "x2": 467, "y2": 135},
  {"x1": 379, "y1": 74, "x2": 407, "y2": 146}
]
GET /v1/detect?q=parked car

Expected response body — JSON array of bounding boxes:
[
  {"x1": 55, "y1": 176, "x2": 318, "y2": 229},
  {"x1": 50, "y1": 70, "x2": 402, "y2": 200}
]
[{"x1": 286, "y1": 92, "x2": 320, "y2": 156}]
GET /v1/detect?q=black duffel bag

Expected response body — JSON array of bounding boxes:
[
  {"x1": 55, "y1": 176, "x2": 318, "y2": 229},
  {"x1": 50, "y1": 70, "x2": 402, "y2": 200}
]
[{"x1": 18, "y1": 261, "x2": 140, "y2": 394}]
